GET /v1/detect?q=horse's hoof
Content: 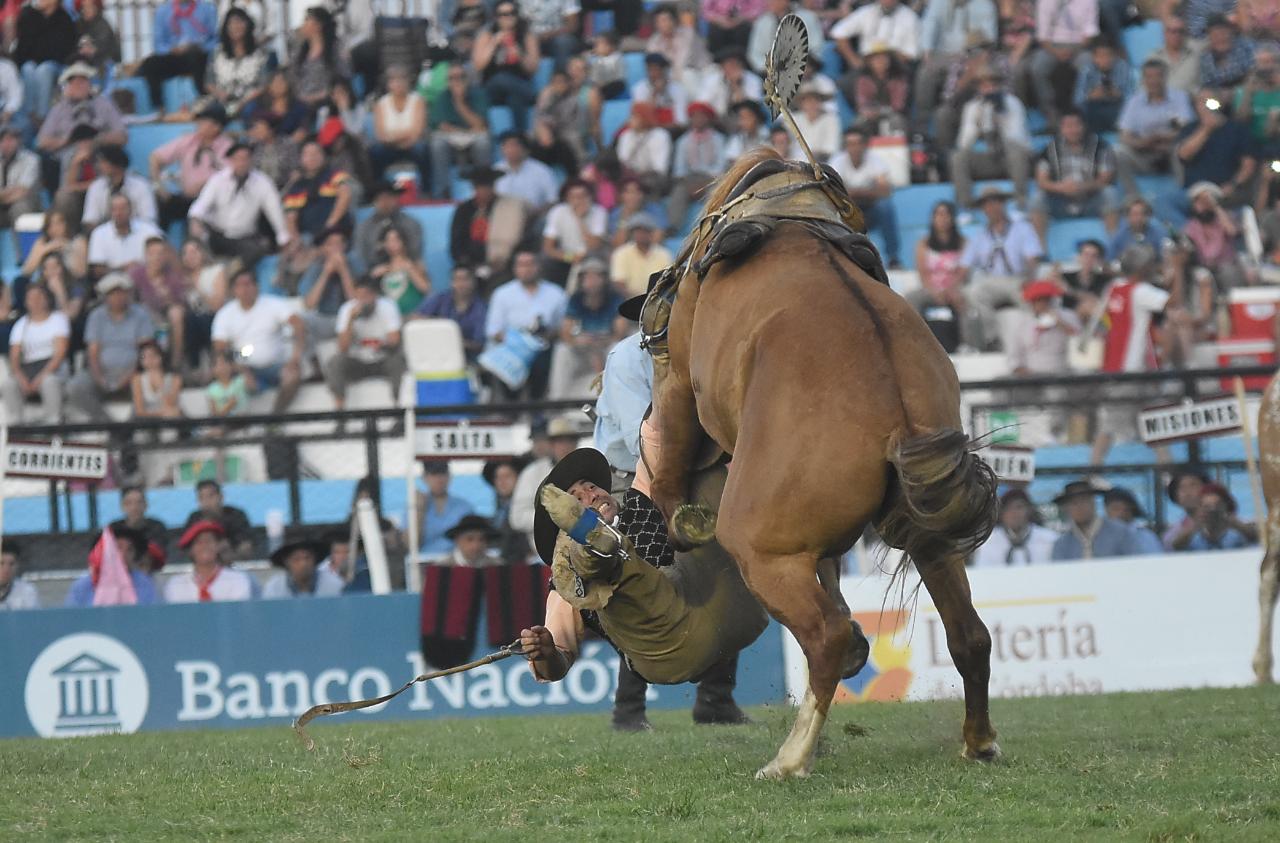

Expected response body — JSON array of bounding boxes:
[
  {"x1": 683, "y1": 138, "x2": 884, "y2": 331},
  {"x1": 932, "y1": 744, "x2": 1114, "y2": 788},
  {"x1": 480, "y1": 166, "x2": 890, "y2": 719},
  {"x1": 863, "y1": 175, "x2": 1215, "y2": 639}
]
[
  {"x1": 1252, "y1": 655, "x2": 1273, "y2": 685},
  {"x1": 671, "y1": 504, "x2": 716, "y2": 547},
  {"x1": 755, "y1": 759, "x2": 812, "y2": 781},
  {"x1": 841, "y1": 619, "x2": 870, "y2": 680},
  {"x1": 962, "y1": 741, "x2": 1002, "y2": 762}
]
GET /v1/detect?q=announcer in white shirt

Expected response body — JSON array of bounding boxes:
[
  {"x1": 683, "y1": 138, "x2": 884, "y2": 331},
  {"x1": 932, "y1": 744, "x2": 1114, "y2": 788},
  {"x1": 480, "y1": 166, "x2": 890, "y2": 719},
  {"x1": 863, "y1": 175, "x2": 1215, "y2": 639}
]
[{"x1": 188, "y1": 141, "x2": 290, "y2": 269}]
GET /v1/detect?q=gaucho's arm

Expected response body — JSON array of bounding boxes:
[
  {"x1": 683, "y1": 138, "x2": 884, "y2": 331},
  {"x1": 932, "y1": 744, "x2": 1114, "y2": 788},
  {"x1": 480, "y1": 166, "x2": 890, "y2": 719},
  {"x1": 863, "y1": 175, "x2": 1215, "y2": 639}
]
[{"x1": 647, "y1": 276, "x2": 704, "y2": 531}]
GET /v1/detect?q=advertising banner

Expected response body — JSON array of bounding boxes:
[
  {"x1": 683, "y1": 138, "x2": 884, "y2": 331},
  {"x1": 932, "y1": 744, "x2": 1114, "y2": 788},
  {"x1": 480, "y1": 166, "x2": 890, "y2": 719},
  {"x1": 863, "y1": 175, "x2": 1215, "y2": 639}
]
[
  {"x1": 2, "y1": 594, "x2": 787, "y2": 739},
  {"x1": 783, "y1": 551, "x2": 1279, "y2": 704}
]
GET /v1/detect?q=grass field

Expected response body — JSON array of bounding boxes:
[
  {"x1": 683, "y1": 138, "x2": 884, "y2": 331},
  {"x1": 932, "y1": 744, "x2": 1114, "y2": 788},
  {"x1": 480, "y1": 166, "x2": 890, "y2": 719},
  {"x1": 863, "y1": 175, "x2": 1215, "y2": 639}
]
[{"x1": 5, "y1": 685, "x2": 1280, "y2": 841}]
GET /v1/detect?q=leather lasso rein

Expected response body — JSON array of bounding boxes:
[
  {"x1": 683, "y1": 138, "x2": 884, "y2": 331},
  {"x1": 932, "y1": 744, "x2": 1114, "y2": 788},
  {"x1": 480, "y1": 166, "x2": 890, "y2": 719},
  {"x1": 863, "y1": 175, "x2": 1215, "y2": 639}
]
[{"x1": 293, "y1": 638, "x2": 528, "y2": 750}]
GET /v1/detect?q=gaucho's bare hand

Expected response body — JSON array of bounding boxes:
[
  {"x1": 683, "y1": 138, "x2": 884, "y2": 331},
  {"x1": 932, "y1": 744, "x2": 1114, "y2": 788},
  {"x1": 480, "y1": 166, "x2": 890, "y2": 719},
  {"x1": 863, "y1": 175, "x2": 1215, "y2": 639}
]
[{"x1": 519, "y1": 626, "x2": 556, "y2": 663}]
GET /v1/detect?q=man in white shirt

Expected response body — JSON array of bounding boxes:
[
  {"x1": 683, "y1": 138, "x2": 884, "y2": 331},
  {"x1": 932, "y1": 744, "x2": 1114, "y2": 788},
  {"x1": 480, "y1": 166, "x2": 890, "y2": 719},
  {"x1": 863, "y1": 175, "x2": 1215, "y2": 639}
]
[
  {"x1": 972, "y1": 489, "x2": 1059, "y2": 567},
  {"x1": 261, "y1": 539, "x2": 345, "y2": 599},
  {"x1": 494, "y1": 132, "x2": 558, "y2": 213},
  {"x1": 699, "y1": 47, "x2": 763, "y2": 118},
  {"x1": 164, "y1": 520, "x2": 256, "y2": 603},
  {"x1": 831, "y1": 0, "x2": 920, "y2": 73},
  {"x1": 87, "y1": 195, "x2": 162, "y2": 279},
  {"x1": 188, "y1": 141, "x2": 290, "y2": 269},
  {"x1": 484, "y1": 249, "x2": 568, "y2": 399},
  {"x1": 961, "y1": 186, "x2": 1045, "y2": 350},
  {"x1": 82, "y1": 145, "x2": 158, "y2": 229},
  {"x1": 951, "y1": 67, "x2": 1032, "y2": 208},
  {"x1": 0, "y1": 126, "x2": 40, "y2": 228},
  {"x1": 829, "y1": 127, "x2": 901, "y2": 267},
  {"x1": 211, "y1": 267, "x2": 306, "y2": 414},
  {"x1": 0, "y1": 541, "x2": 40, "y2": 610},
  {"x1": 325, "y1": 275, "x2": 406, "y2": 410}
]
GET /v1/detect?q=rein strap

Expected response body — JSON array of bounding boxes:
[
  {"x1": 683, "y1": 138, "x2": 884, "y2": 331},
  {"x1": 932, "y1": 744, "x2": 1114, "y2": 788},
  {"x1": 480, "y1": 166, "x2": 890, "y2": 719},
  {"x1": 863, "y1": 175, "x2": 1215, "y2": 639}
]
[{"x1": 292, "y1": 638, "x2": 527, "y2": 750}]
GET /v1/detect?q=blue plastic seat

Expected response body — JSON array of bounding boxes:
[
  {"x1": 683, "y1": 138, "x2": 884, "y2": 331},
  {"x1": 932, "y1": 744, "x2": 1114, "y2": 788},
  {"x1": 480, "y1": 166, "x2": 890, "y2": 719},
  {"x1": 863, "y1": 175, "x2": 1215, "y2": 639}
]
[
  {"x1": 110, "y1": 77, "x2": 153, "y2": 115},
  {"x1": 600, "y1": 99, "x2": 632, "y2": 146},
  {"x1": 162, "y1": 77, "x2": 199, "y2": 113},
  {"x1": 533, "y1": 57, "x2": 554, "y2": 92},
  {"x1": 124, "y1": 123, "x2": 194, "y2": 176},
  {"x1": 591, "y1": 10, "x2": 615, "y2": 34},
  {"x1": 487, "y1": 105, "x2": 515, "y2": 138},
  {"x1": 623, "y1": 52, "x2": 646, "y2": 87},
  {"x1": 1122, "y1": 20, "x2": 1164, "y2": 65},
  {"x1": 404, "y1": 205, "x2": 459, "y2": 292},
  {"x1": 1047, "y1": 218, "x2": 1108, "y2": 261},
  {"x1": 890, "y1": 184, "x2": 957, "y2": 230}
]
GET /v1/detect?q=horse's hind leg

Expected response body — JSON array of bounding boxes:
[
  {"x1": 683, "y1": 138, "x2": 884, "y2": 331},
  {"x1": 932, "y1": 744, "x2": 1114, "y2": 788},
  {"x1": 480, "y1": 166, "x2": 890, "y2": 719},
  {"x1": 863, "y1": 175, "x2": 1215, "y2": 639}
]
[
  {"x1": 1253, "y1": 507, "x2": 1280, "y2": 684},
  {"x1": 916, "y1": 556, "x2": 1000, "y2": 760},
  {"x1": 731, "y1": 549, "x2": 851, "y2": 779},
  {"x1": 818, "y1": 556, "x2": 870, "y2": 679}
]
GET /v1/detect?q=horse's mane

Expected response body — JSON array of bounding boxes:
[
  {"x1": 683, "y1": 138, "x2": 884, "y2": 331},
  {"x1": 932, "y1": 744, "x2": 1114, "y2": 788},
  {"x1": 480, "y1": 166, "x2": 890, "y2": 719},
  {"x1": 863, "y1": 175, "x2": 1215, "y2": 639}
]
[{"x1": 678, "y1": 147, "x2": 784, "y2": 260}]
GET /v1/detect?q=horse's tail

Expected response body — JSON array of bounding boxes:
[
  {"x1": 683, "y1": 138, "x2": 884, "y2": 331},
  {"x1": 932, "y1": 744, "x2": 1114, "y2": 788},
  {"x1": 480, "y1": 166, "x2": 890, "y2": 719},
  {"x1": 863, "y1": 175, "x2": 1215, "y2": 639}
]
[{"x1": 875, "y1": 429, "x2": 998, "y2": 570}]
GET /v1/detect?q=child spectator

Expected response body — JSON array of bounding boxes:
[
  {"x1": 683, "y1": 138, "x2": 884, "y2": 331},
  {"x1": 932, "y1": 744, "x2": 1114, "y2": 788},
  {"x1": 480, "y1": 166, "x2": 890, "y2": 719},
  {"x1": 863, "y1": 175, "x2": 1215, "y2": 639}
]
[{"x1": 206, "y1": 350, "x2": 248, "y2": 419}]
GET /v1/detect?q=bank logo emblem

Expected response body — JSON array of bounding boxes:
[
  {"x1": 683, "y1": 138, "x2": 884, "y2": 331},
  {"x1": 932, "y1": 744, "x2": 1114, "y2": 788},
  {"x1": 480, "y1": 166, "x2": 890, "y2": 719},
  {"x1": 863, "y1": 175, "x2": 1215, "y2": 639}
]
[{"x1": 25, "y1": 633, "x2": 149, "y2": 738}]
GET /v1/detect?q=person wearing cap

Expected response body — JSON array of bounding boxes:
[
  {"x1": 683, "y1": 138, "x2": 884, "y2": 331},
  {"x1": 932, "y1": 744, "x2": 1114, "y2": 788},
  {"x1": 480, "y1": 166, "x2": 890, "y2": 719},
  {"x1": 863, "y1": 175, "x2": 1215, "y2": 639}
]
[
  {"x1": 1007, "y1": 277, "x2": 1080, "y2": 377},
  {"x1": 747, "y1": 0, "x2": 825, "y2": 76},
  {"x1": 65, "y1": 271, "x2": 154, "y2": 424},
  {"x1": 261, "y1": 538, "x2": 345, "y2": 599},
  {"x1": 1184, "y1": 482, "x2": 1254, "y2": 551},
  {"x1": 1089, "y1": 244, "x2": 1187, "y2": 466},
  {"x1": 952, "y1": 67, "x2": 1032, "y2": 209},
  {"x1": 65, "y1": 526, "x2": 162, "y2": 607},
  {"x1": 428, "y1": 62, "x2": 491, "y2": 200},
  {"x1": 415, "y1": 265, "x2": 488, "y2": 361},
  {"x1": 0, "y1": 125, "x2": 40, "y2": 229},
  {"x1": 13, "y1": 0, "x2": 76, "y2": 122},
  {"x1": 959, "y1": 186, "x2": 1042, "y2": 350},
  {"x1": 972, "y1": 489, "x2": 1059, "y2": 567},
  {"x1": 82, "y1": 145, "x2": 158, "y2": 230},
  {"x1": 135, "y1": 0, "x2": 218, "y2": 117},
  {"x1": 828, "y1": 127, "x2": 902, "y2": 268},
  {"x1": 697, "y1": 45, "x2": 763, "y2": 118},
  {"x1": 494, "y1": 131, "x2": 558, "y2": 213},
  {"x1": 0, "y1": 542, "x2": 39, "y2": 611},
  {"x1": 631, "y1": 52, "x2": 689, "y2": 129},
  {"x1": 182, "y1": 478, "x2": 254, "y2": 560},
  {"x1": 1183, "y1": 180, "x2": 1250, "y2": 290},
  {"x1": 511, "y1": 413, "x2": 587, "y2": 539},
  {"x1": 165, "y1": 519, "x2": 255, "y2": 603},
  {"x1": 87, "y1": 194, "x2": 163, "y2": 280},
  {"x1": 1050, "y1": 480, "x2": 1143, "y2": 561},
  {"x1": 35, "y1": 62, "x2": 126, "y2": 162},
  {"x1": 830, "y1": 0, "x2": 920, "y2": 74},
  {"x1": 325, "y1": 274, "x2": 406, "y2": 411},
  {"x1": 353, "y1": 181, "x2": 422, "y2": 270},
  {"x1": 616, "y1": 103, "x2": 673, "y2": 194},
  {"x1": 542, "y1": 179, "x2": 608, "y2": 283},
  {"x1": 1, "y1": 284, "x2": 68, "y2": 423},
  {"x1": 148, "y1": 100, "x2": 233, "y2": 230},
  {"x1": 667, "y1": 101, "x2": 726, "y2": 235},
  {"x1": 610, "y1": 213, "x2": 673, "y2": 298},
  {"x1": 282, "y1": 139, "x2": 355, "y2": 245},
  {"x1": 1102, "y1": 488, "x2": 1164, "y2": 554},
  {"x1": 484, "y1": 249, "x2": 568, "y2": 398},
  {"x1": 548, "y1": 256, "x2": 626, "y2": 399},
  {"x1": 416, "y1": 462, "x2": 476, "y2": 558},
  {"x1": 723, "y1": 99, "x2": 771, "y2": 162},
  {"x1": 1029, "y1": 107, "x2": 1122, "y2": 247},
  {"x1": 187, "y1": 140, "x2": 290, "y2": 269}
]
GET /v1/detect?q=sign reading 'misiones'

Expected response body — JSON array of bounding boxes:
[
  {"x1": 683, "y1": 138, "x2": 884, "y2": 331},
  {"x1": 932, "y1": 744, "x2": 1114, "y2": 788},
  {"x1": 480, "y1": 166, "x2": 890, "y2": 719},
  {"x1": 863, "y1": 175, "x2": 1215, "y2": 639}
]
[
  {"x1": 1138, "y1": 397, "x2": 1242, "y2": 444},
  {"x1": 5, "y1": 441, "x2": 109, "y2": 480}
]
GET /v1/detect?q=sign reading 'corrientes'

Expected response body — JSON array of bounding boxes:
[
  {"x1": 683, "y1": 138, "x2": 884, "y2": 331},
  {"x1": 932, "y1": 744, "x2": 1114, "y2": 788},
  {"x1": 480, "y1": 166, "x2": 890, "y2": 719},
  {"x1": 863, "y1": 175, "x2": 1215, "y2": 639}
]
[
  {"x1": 5, "y1": 441, "x2": 109, "y2": 480},
  {"x1": 1138, "y1": 397, "x2": 1242, "y2": 444}
]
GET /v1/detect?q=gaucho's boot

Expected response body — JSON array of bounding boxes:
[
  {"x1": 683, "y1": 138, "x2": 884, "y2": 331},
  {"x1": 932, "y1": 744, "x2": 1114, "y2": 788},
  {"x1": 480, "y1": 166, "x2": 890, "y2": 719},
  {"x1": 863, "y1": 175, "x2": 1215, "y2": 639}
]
[
  {"x1": 692, "y1": 654, "x2": 750, "y2": 725},
  {"x1": 611, "y1": 659, "x2": 653, "y2": 732}
]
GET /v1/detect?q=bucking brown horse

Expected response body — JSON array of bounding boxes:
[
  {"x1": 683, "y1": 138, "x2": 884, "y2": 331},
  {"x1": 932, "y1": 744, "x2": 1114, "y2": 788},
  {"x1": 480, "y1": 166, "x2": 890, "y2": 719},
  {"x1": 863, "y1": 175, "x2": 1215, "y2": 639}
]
[
  {"x1": 1252, "y1": 371, "x2": 1280, "y2": 684},
  {"x1": 647, "y1": 148, "x2": 1000, "y2": 778}
]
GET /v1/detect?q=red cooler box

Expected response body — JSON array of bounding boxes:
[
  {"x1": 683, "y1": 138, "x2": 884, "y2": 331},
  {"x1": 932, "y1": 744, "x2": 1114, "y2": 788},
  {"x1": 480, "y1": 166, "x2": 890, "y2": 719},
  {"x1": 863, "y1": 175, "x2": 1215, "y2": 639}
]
[
  {"x1": 1228, "y1": 287, "x2": 1280, "y2": 340},
  {"x1": 1216, "y1": 337, "x2": 1275, "y2": 391}
]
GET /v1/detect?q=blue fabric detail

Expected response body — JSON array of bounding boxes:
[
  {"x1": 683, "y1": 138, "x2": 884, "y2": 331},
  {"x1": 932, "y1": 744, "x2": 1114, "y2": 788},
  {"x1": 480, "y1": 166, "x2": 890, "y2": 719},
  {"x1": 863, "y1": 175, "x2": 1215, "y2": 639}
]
[{"x1": 568, "y1": 508, "x2": 600, "y2": 544}]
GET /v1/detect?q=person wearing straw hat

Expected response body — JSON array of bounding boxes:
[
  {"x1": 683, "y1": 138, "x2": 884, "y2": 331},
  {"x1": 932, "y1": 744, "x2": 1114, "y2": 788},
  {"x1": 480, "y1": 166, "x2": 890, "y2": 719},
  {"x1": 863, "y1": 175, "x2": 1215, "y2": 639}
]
[
  {"x1": 547, "y1": 254, "x2": 627, "y2": 399},
  {"x1": 972, "y1": 489, "x2": 1058, "y2": 567},
  {"x1": 959, "y1": 185, "x2": 1043, "y2": 350},
  {"x1": 65, "y1": 271, "x2": 154, "y2": 425},
  {"x1": 35, "y1": 62, "x2": 126, "y2": 164},
  {"x1": 1050, "y1": 479, "x2": 1143, "y2": 561},
  {"x1": 610, "y1": 212, "x2": 672, "y2": 297},
  {"x1": 787, "y1": 81, "x2": 839, "y2": 161},
  {"x1": 667, "y1": 101, "x2": 726, "y2": 235},
  {"x1": 261, "y1": 537, "x2": 346, "y2": 599}
]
